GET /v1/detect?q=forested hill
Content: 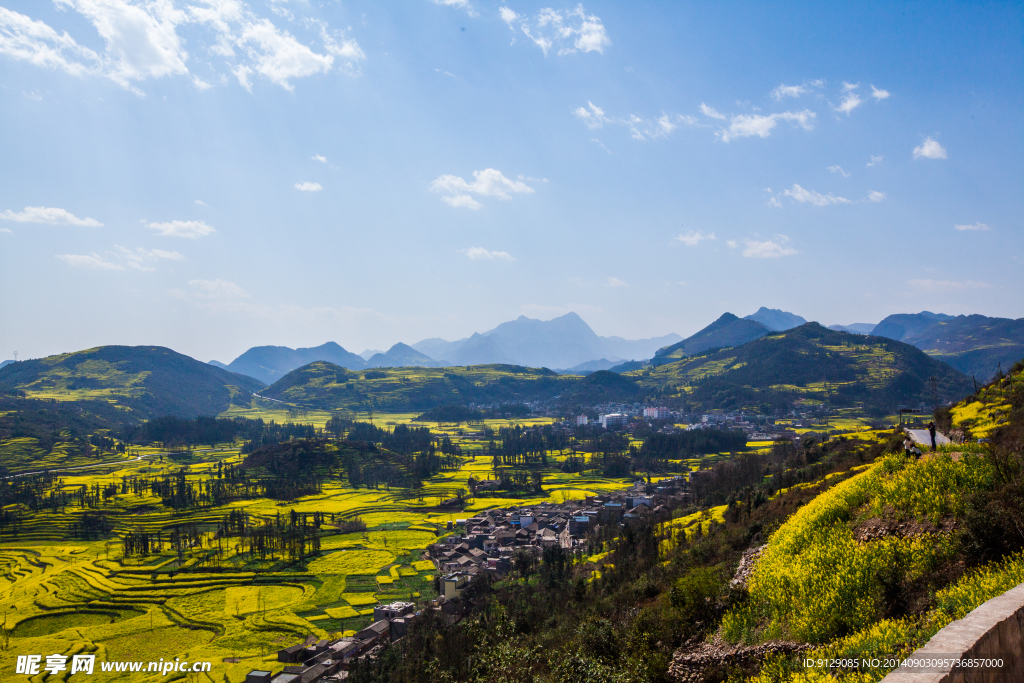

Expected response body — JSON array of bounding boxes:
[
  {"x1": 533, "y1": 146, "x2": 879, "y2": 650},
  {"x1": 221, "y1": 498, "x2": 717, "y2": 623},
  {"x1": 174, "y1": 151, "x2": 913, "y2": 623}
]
[
  {"x1": 261, "y1": 362, "x2": 569, "y2": 411},
  {"x1": 636, "y1": 322, "x2": 975, "y2": 414},
  {"x1": 0, "y1": 346, "x2": 265, "y2": 418}
]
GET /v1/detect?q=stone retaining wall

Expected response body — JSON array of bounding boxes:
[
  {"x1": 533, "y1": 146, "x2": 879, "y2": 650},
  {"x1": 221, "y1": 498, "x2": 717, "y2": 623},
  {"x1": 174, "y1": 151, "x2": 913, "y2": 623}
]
[{"x1": 881, "y1": 583, "x2": 1024, "y2": 683}]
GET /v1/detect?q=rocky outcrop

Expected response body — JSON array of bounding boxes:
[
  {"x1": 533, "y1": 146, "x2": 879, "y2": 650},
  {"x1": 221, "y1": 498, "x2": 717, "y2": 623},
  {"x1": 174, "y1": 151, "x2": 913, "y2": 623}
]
[
  {"x1": 668, "y1": 639, "x2": 812, "y2": 682},
  {"x1": 729, "y1": 544, "x2": 766, "y2": 590}
]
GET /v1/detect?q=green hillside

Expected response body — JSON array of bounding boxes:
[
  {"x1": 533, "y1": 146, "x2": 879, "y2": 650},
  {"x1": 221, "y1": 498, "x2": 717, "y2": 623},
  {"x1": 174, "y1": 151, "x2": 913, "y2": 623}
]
[
  {"x1": 261, "y1": 361, "x2": 569, "y2": 410},
  {"x1": 636, "y1": 322, "x2": 973, "y2": 414},
  {"x1": 0, "y1": 346, "x2": 265, "y2": 418}
]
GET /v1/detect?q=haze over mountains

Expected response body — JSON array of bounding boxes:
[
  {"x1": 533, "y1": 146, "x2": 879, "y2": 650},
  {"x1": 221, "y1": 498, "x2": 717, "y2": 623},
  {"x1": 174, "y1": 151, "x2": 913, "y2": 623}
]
[
  {"x1": 214, "y1": 313, "x2": 682, "y2": 383},
  {"x1": 204, "y1": 308, "x2": 1024, "y2": 385}
]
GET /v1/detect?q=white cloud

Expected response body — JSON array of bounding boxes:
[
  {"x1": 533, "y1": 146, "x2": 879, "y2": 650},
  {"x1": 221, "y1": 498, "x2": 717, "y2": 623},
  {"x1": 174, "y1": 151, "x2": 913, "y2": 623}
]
[
  {"x1": 909, "y1": 279, "x2": 989, "y2": 293},
  {"x1": 771, "y1": 84, "x2": 808, "y2": 100},
  {"x1": 699, "y1": 102, "x2": 725, "y2": 120},
  {"x1": 867, "y1": 155, "x2": 884, "y2": 166},
  {"x1": 783, "y1": 184, "x2": 850, "y2": 206},
  {"x1": 573, "y1": 101, "x2": 608, "y2": 128},
  {"x1": 295, "y1": 181, "x2": 323, "y2": 192},
  {"x1": 54, "y1": 0, "x2": 190, "y2": 91},
  {"x1": 188, "y1": 278, "x2": 249, "y2": 298},
  {"x1": 1, "y1": 206, "x2": 102, "y2": 226},
  {"x1": 842, "y1": 81, "x2": 859, "y2": 91},
  {"x1": 55, "y1": 252, "x2": 124, "y2": 270},
  {"x1": 429, "y1": 0, "x2": 478, "y2": 17},
  {"x1": 868, "y1": 191, "x2": 886, "y2": 202},
  {"x1": 827, "y1": 165, "x2": 851, "y2": 177},
  {"x1": 194, "y1": 199, "x2": 207, "y2": 206},
  {"x1": 576, "y1": 102, "x2": 697, "y2": 140},
  {"x1": 913, "y1": 136, "x2": 947, "y2": 160},
  {"x1": 57, "y1": 244, "x2": 183, "y2": 272},
  {"x1": 836, "y1": 92, "x2": 862, "y2": 115},
  {"x1": 675, "y1": 230, "x2": 715, "y2": 246},
  {"x1": 726, "y1": 240, "x2": 738, "y2": 248},
  {"x1": 954, "y1": 222, "x2": 990, "y2": 231},
  {"x1": 767, "y1": 197, "x2": 782, "y2": 208},
  {"x1": 508, "y1": 4, "x2": 610, "y2": 56},
  {"x1": 0, "y1": 1, "x2": 365, "y2": 93},
  {"x1": 459, "y1": 247, "x2": 515, "y2": 261},
  {"x1": 606, "y1": 276, "x2": 627, "y2": 287},
  {"x1": 870, "y1": 85, "x2": 890, "y2": 100},
  {"x1": 430, "y1": 168, "x2": 533, "y2": 209},
  {"x1": 718, "y1": 110, "x2": 815, "y2": 142},
  {"x1": 146, "y1": 219, "x2": 216, "y2": 238},
  {"x1": 312, "y1": 154, "x2": 327, "y2": 163},
  {"x1": 0, "y1": 6, "x2": 103, "y2": 78},
  {"x1": 743, "y1": 236, "x2": 797, "y2": 258}
]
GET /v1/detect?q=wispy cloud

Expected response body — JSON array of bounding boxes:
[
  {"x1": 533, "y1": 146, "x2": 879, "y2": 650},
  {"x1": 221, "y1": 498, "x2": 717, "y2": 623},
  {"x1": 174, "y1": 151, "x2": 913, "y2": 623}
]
[
  {"x1": 55, "y1": 245, "x2": 181, "y2": 271},
  {"x1": 743, "y1": 236, "x2": 797, "y2": 258},
  {"x1": 675, "y1": 230, "x2": 715, "y2": 246},
  {"x1": 867, "y1": 155, "x2": 884, "y2": 166},
  {"x1": 312, "y1": 154, "x2": 327, "y2": 163},
  {"x1": 913, "y1": 136, "x2": 947, "y2": 160},
  {"x1": 770, "y1": 79, "x2": 823, "y2": 100},
  {"x1": 1, "y1": 205, "x2": 102, "y2": 226},
  {"x1": 430, "y1": 168, "x2": 534, "y2": 209},
  {"x1": 717, "y1": 110, "x2": 815, "y2": 142},
  {"x1": 575, "y1": 102, "x2": 696, "y2": 140},
  {"x1": 954, "y1": 222, "x2": 990, "y2": 231},
  {"x1": 187, "y1": 278, "x2": 250, "y2": 299},
  {"x1": 699, "y1": 102, "x2": 725, "y2": 120},
  {"x1": 429, "y1": 0, "x2": 478, "y2": 18},
  {"x1": 835, "y1": 83, "x2": 862, "y2": 115},
  {"x1": 827, "y1": 165, "x2": 851, "y2": 177},
  {"x1": 55, "y1": 252, "x2": 123, "y2": 270},
  {"x1": 459, "y1": 247, "x2": 515, "y2": 261},
  {"x1": 146, "y1": 219, "x2": 216, "y2": 238},
  {"x1": 194, "y1": 199, "x2": 207, "y2": 206},
  {"x1": 783, "y1": 184, "x2": 850, "y2": 206},
  {"x1": 868, "y1": 191, "x2": 886, "y2": 202},
  {"x1": 295, "y1": 181, "x2": 323, "y2": 192},
  {"x1": 909, "y1": 279, "x2": 988, "y2": 293},
  {"x1": 606, "y1": 276, "x2": 627, "y2": 287},
  {"x1": 502, "y1": 4, "x2": 610, "y2": 56},
  {"x1": 870, "y1": 85, "x2": 891, "y2": 100}
]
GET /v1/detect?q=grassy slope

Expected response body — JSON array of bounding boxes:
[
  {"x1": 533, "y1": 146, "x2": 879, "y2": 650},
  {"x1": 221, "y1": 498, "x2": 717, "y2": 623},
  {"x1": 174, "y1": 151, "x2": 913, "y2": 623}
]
[
  {"x1": 634, "y1": 322, "x2": 974, "y2": 413},
  {"x1": 0, "y1": 346, "x2": 265, "y2": 418},
  {"x1": 727, "y1": 362, "x2": 1024, "y2": 682},
  {"x1": 260, "y1": 362, "x2": 571, "y2": 411}
]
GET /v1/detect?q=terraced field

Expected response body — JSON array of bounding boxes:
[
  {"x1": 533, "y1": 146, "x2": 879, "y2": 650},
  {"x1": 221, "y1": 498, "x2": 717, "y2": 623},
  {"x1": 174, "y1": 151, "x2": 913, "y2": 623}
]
[{"x1": 1, "y1": 411, "x2": 705, "y2": 682}]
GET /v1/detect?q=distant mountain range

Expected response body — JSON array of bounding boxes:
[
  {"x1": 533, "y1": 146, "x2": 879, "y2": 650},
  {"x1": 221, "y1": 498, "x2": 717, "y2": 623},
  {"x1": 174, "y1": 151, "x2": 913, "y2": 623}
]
[
  {"x1": 410, "y1": 312, "x2": 681, "y2": 369},
  {"x1": 214, "y1": 313, "x2": 683, "y2": 383},
  {"x1": 828, "y1": 323, "x2": 877, "y2": 334},
  {"x1": 870, "y1": 312, "x2": 1024, "y2": 380}
]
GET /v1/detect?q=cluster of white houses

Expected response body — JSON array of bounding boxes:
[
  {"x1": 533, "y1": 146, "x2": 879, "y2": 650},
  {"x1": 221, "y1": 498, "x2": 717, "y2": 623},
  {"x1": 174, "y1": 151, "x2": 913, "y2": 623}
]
[{"x1": 246, "y1": 476, "x2": 691, "y2": 683}]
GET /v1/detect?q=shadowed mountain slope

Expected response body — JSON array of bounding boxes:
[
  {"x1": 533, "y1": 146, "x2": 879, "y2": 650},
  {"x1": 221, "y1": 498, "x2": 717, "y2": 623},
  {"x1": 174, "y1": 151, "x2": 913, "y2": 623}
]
[
  {"x1": 223, "y1": 342, "x2": 367, "y2": 383},
  {"x1": 654, "y1": 313, "x2": 771, "y2": 363},
  {"x1": 743, "y1": 307, "x2": 807, "y2": 331}
]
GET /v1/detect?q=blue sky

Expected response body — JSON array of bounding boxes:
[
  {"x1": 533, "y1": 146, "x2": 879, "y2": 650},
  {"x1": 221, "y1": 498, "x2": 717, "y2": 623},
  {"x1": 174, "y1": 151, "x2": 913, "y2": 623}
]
[{"x1": 1, "y1": 1, "x2": 1021, "y2": 363}]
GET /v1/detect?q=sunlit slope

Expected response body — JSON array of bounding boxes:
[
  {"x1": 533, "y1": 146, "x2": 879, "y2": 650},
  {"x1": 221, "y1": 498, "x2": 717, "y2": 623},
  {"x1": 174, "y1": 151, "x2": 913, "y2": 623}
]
[
  {"x1": 948, "y1": 358, "x2": 1023, "y2": 440},
  {"x1": 0, "y1": 346, "x2": 265, "y2": 417},
  {"x1": 635, "y1": 323, "x2": 973, "y2": 412},
  {"x1": 261, "y1": 362, "x2": 569, "y2": 410}
]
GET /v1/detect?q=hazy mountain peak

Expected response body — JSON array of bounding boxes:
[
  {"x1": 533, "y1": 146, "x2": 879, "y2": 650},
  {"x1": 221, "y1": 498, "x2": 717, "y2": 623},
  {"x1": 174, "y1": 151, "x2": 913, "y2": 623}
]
[{"x1": 744, "y1": 307, "x2": 808, "y2": 331}]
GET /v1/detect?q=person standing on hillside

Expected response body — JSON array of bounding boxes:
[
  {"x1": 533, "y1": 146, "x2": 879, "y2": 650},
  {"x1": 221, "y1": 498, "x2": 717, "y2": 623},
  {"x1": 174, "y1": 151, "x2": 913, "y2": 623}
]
[
  {"x1": 904, "y1": 434, "x2": 914, "y2": 456},
  {"x1": 928, "y1": 421, "x2": 937, "y2": 451}
]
